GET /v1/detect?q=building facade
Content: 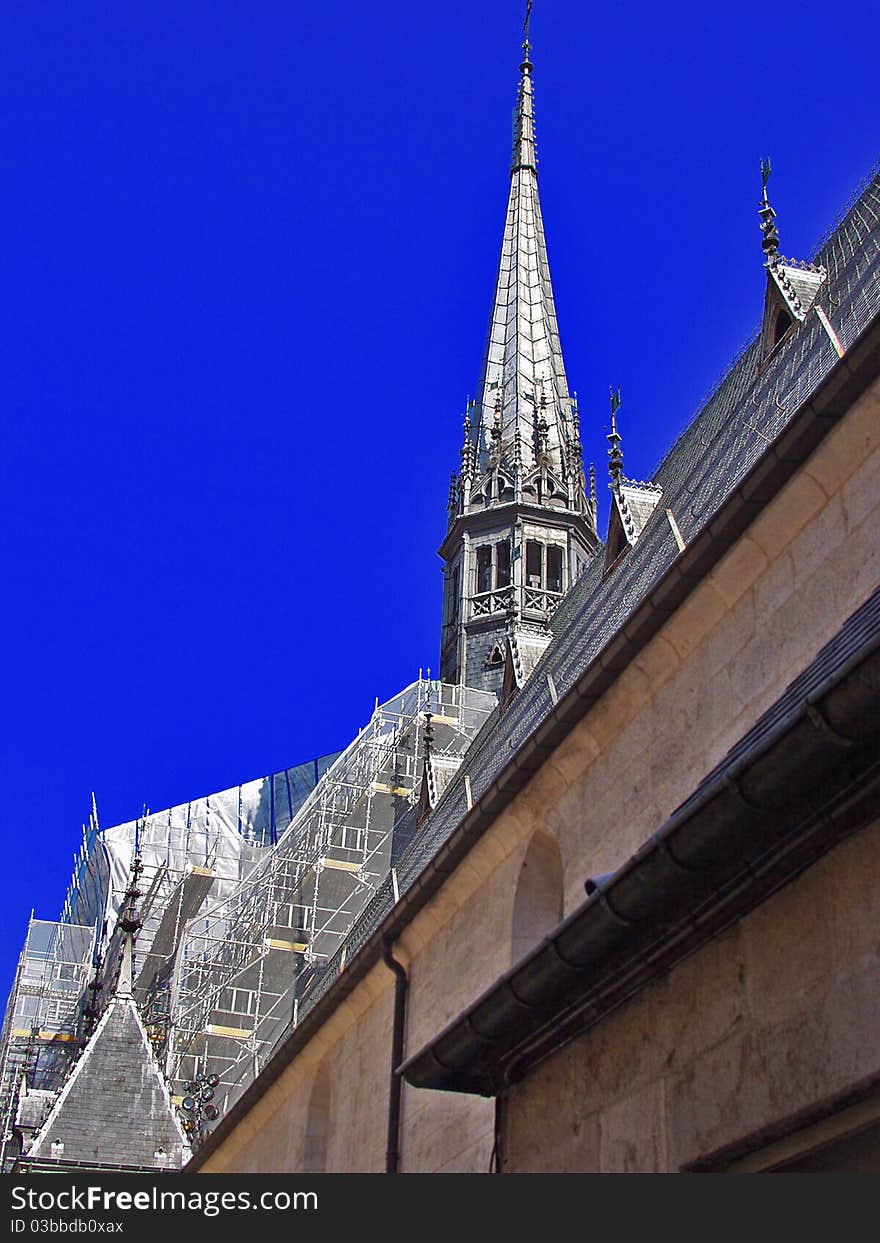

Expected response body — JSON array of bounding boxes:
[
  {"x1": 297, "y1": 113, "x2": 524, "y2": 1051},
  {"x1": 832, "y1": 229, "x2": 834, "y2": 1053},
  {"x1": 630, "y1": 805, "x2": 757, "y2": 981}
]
[
  {"x1": 4, "y1": 19, "x2": 879, "y2": 1175},
  {"x1": 187, "y1": 37, "x2": 880, "y2": 1174}
]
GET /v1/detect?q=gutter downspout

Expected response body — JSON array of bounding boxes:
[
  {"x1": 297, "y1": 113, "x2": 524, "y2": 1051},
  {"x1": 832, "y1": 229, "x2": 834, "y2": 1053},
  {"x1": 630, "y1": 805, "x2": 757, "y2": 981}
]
[
  {"x1": 490, "y1": 1067, "x2": 513, "y2": 1173},
  {"x1": 381, "y1": 937, "x2": 408, "y2": 1174}
]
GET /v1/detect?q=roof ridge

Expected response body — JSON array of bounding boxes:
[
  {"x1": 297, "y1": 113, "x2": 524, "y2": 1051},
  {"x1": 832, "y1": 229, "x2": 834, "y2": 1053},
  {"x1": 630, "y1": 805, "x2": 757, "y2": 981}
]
[{"x1": 810, "y1": 154, "x2": 880, "y2": 262}]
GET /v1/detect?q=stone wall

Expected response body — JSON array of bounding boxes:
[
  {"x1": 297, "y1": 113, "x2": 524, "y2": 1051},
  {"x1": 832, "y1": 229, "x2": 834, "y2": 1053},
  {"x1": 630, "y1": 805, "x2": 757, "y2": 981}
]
[
  {"x1": 503, "y1": 813, "x2": 880, "y2": 1171},
  {"x1": 200, "y1": 375, "x2": 879, "y2": 1173}
]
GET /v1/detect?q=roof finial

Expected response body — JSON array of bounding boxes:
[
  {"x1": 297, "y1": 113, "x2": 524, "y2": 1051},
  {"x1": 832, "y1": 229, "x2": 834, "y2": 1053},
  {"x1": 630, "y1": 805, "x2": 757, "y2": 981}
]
[
  {"x1": 512, "y1": 2, "x2": 536, "y2": 174},
  {"x1": 759, "y1": 156, "x2": 780, "y2": 264},
  {"x1": 417, "y1": 707, "x2": 437, "y2": 823},
  {"x1": 607, "y1": 387, "x2": 623, "y2": 487},
  {"x1": 117, "y1": 853, "x2": 144, "y2": 999},
  {"x1": 82, "y1": 954, "x2": 105, "y2": 1038}
]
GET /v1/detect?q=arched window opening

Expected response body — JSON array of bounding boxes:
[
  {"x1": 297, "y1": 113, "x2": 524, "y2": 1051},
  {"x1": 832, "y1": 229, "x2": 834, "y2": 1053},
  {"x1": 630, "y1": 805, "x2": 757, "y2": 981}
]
[
  {"x1": 486, "y1": 643, "x2": 505, "y2": 668},
  {"x1": 510, "y1": 831, "x2": 563, "y2": 965},
  {"x1": 496, "y1": 540, "x2": 511, "y2": 588},
  {"x1": 525, "y1": 540, "x2": 543, "y2": 589},
  {"x1": 524, "y1": 540, "x2": 565, "y2": 595},
  {"x1": 476, "y1": 545, "x2": 493, "y2": 594},
  {"x1": 546, "y1": 545, "x2": 563, "y2": 594},
  {"x1": 773, "y1": 307, "x2": 794, "y2": 346}
]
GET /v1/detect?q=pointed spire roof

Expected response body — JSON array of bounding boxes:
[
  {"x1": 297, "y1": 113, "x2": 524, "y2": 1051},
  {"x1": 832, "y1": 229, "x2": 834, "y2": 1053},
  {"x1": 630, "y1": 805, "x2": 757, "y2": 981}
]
[
  {"x1": 24, "y1": 997, "x2": 190, "y2": 1170},
  {"x1": 465, "y1": 21, "x2": 587, "y2": 512},
  {"x1": 21, "y1": 848, "x2": 190, "y2": 1172}
]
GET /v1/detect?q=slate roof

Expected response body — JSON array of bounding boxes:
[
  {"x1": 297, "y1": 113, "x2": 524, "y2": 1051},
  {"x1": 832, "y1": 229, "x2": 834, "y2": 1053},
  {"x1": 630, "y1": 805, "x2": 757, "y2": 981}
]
[
  {"x1": 294, "y1": 159, "x2": 880, "y2": 1022},
  {"x1": 26, "y1": 996, "x2": 190, "y2": 1171}
]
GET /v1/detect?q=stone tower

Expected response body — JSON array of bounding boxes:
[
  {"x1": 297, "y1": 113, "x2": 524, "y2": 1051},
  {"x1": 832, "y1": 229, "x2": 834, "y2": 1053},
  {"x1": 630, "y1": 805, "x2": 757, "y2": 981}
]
[{"x1": 438, "y1": 27, "x2": 598, "y2": 696}]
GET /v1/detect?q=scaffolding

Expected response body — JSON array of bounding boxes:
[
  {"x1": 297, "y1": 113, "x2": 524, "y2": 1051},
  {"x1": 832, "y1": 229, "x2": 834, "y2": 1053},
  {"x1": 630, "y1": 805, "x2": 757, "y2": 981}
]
[
  {"x1": 166, "y1": 678, "x2": 494, "y2": 1115},
  {"x1": 0, "y1": 677, "x2": 494, "y2": 1164},
  {"x1": 0, "y1": 919, "x2": 95, "y2": 1169},
  {"x1": 0, "y1": 749, "x2": 338, "y2": 1169}
]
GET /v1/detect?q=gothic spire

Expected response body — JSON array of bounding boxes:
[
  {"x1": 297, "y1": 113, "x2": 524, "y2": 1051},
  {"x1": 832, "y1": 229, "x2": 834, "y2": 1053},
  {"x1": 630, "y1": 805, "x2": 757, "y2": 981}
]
[
  {"x1": 465, "y1": 10, "x2": 587, "y2": 512},
  {"x1": 438, "y1": 7, "x2": 599, "y2": 693}
]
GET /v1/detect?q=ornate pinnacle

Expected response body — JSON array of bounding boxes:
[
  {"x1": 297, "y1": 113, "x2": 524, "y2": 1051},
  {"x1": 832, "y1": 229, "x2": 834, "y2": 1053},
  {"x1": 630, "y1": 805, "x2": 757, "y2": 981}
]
[
  {"x1": 569, "y1": 393, "x2": 582, "y2": 449},
  {"x1": 490, "y1": 387, "x2": 503, "y2": 461},
  {"x1": 82, "y1": 955, "x2": 104, "y2": 1032},
  {"x1": 607, "y1": 388, "x2": 623, "y2": 488},
  {"x1": 116, "y1": 852, "x2": 144, "y2": 998},
  {"x1": 533, "y1": 384, "x2": 549, "y2": 464},
  {"x1": 568, "y1": 422, "x2": 582, "y2": 461},
  {"x1": 460, "y1": 408, "x2": 474, "y2": 478},
  {"x1": 759, "y1": 156, "x2": 780, "y2": 264},
  {"x1": 423, "y1": 710, "x2": 434, "y2": 756},
  {"x1": 589, "y1": 462, "x2": 597, "y2": 513}
]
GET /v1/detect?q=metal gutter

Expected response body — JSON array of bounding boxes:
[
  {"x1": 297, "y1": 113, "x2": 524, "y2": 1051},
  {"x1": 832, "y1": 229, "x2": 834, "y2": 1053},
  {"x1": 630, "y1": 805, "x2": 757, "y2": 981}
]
[
  {"x1": 400, "y1": 585, "x2": 880, "y2": 1093},
  {"x1": 185, "y1": 314, "x2": 880, "y2": 1171}
]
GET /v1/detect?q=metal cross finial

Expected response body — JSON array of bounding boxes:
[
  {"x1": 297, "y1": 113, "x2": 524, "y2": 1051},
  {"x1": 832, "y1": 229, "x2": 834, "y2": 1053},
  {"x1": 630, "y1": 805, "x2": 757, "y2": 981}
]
[
  {"x1": 521, "y1": 0, "x2": 534, "y2": 69},
  {"x1": 760, "y1": 155, "x2": 772, "y2": 195}
]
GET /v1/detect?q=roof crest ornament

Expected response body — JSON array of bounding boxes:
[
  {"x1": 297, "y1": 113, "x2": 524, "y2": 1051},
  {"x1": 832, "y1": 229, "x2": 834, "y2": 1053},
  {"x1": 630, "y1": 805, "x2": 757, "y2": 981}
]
[
  {"x1": 512, "y1": 0, "x2": 536, "y2": 176},
  {"x1": 759, "y1": 156, "x2": 780, "y2": 265},
  {"x1": 607, "y1": 387, "x2": 624, "y2": 488}
]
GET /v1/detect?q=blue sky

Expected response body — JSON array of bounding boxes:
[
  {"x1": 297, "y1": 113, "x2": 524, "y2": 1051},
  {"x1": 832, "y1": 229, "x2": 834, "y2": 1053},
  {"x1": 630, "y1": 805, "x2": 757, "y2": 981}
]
[{"x1": 1, "y1": 0, "x2": 877, "y2": 999}]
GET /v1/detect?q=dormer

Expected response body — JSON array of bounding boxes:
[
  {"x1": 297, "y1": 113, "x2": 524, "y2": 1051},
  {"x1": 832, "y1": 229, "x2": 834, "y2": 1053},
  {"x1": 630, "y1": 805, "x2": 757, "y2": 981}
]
[
  {"x1": 603, "y1": 391, "x2": 663, "y2": 575},
  {"x1": 758, "y1": 159, "x2": 827, "y2": 366}
]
